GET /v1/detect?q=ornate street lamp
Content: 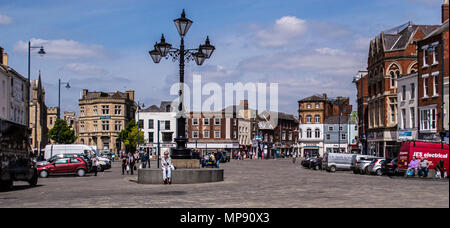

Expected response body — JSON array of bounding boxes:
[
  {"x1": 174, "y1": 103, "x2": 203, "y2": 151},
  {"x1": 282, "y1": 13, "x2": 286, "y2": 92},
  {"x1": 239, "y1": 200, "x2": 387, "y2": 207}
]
[{"x1": 148, "y1": 9, "x2": 215, "y2": 159}]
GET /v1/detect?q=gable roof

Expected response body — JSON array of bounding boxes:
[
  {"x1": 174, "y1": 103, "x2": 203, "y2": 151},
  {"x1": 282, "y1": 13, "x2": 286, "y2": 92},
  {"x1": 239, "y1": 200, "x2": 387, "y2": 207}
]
[
  {"x1": 420, "y1": 19, "x2": 449, "y2": 41},
  {"x1": 375, "y1": 23, "x2": 439, "y2": 52}
]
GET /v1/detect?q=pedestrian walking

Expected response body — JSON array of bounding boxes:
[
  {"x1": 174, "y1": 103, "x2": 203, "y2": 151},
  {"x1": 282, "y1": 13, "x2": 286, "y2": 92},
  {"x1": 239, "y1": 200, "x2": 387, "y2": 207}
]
[
  {"x1": 214, "y1": 149, "x2": 223, "y2": 168},
  {"x1": 161, "y1": 151, "x2": 173, "y2": 184},
  {"x1": 91, "y1": 154, "x2": 99, "y2": 176},
  {"x1": 122, "y1": 154, "x2": 128, "y2": 175}
]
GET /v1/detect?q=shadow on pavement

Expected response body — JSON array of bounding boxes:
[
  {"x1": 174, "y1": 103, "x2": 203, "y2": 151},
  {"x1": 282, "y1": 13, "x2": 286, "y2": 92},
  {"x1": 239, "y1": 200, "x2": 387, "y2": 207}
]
[{"x1": 0, "y1": 184, "x2": 44, "y2": 193}]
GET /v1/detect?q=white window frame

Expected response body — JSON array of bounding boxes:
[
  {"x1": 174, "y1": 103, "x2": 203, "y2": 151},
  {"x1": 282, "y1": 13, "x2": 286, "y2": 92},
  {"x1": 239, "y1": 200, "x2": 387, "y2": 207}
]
[
  {"x1": 101, "y1": 105, "x2": 109, "y2": 115},
  {"x1": 203, "y1": 130, "x2": 210, "y2": 139},
  {"x1": 423, "y1": 77, "x2": 429, "y2": 98},
  {"x1": 214, "y1": 131, "x2": 221, "y2": 138},
  {"x1": 214, "y1": 118, "x2": 221, "y2": 125},
  {"x1": 203, "y1": 118, "x2": 209, "y2": 125},
  {"x1": 192, "y1": 131, "x2": 199, "y2": 139},
  {"x1": 193, "y1": 118, "x2": 199, "y2": 126}
]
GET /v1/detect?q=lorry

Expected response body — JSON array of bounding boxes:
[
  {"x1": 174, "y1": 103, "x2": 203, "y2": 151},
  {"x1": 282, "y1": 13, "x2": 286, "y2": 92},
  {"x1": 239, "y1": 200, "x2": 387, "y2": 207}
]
[
  {"x1": 44, "y1": 144, "x2": 111, "y2": 171},
  {"x1": 398, "y1": 141, "x2": 449, "y2": 177},
  {"x1": 0, "y1": 119, "x2": 38, "y2": 190}
]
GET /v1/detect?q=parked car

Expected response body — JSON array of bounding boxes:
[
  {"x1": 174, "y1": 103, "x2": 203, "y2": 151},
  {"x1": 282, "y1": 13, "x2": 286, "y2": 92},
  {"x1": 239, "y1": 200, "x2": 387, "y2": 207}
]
[
  {"x1": 356, "y1": 156, "x2": 382, "y2": 175},
  {"x1": 37, "y1": 153, "x2": 92, "y2": 172},
  {"x1": 351, "y1": 155, "x2": 380, "y2": 174},
  {"x1": 366, "y1": 159, "x2": 385, "y2": 176},
  {"x1": 398, "y1": 141, "x2": 449, "y2": 176},
  {"x1": 37, "y1": 157, "x2": 88, "y2": 178},
  {"x1": 322, "y1": 153, "x2": 354, "y2": 172},
  {"x1": 381, "y1": 158, "x2": 400, "y2": 176},
  {"x1": 301, "y1": 158, "x2": 312, "y2": 168},
  {"x1": 310, "y1": 157, "x2": 323, "y2": 170},
  {"x1": 44, "y1": 144, "x2": 111, "y2": 171}
]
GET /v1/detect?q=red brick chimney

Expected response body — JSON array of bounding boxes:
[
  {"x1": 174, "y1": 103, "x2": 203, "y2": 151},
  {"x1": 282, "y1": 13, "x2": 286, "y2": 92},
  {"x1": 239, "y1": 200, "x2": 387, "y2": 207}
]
[{"x1": 443, "y1": 0, "x2": 449, "y2": 23}]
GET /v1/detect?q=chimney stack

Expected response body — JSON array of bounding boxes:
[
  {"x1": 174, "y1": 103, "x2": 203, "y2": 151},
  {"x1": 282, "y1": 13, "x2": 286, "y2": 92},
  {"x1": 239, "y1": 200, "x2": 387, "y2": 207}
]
[
  {"x1": 82, "y1": 89, "x2": 88, "y2": 99},
  {"x1": 444, "y1": 0, "x2": 449, "y2": 23},
  {"x1": 0, "y1": 47, "x2": 3, "y2": 65}
]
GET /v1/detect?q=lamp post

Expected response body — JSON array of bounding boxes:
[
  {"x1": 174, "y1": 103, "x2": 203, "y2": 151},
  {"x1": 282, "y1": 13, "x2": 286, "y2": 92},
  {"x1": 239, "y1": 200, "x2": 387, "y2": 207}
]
[
  {"x1": 137, "y1": 101, "x2": 145, "y2": 153},
  {"x1": 58, "y1": 79, "x2": 71, "y2": 119},
  {"x1": 27, "y1": 42, "x2": 46, "y2": 151},
  {"x1": 57, "y1": 79, "x2": 70, "y2": 143},
  {"x1": 149, "y1": 9, "x2": 215, "y2": 159}
]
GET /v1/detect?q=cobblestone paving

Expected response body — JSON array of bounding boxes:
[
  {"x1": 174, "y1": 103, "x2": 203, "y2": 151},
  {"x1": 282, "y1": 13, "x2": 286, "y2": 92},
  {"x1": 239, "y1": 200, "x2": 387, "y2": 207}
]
[{"x1": 0, "y1": 159, "x2": 448, "y2": 208}]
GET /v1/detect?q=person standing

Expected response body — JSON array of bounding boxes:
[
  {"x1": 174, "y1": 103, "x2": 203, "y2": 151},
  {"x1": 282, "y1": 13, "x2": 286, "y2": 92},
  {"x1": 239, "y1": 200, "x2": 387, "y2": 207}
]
[
  {"x1": 214, "y1": 149, "x2": 223, "y2": 168},
  {"x1": 128, "y1": 152, "x2": 135, "y2": 175},
  {"x1": 143, "y1": 151, "x2": 151, "y2": 168},
  {"x1": 161, "y1": 151, "x2": 173, "y2": 184},
  {"x1": 91, "y1": 154, "x2": 99, "y2": 176},
  {"x1": 122, "y1": 153, "x2": 128, "y2": 175},
  {"x1": 434, "y1": 160, "x2": 445, "y2": 179}
]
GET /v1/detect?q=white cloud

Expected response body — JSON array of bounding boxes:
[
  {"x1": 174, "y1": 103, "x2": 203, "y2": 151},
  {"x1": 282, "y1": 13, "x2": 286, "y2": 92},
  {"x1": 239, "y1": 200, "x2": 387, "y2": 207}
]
[
  {"x1": 254, "y1": 16, "x2": 307, "y2": 47},
  {"x1": 62, "y1": 63, "x2": 109, "y2": 76},
  {"x1": 14, "y1": 38, "x2": 107, "y2": 60},
  {"x1": 0, "y1": 14, "x2": 12, "y2": 25},
  {"x1": 315, "y1": 47, "x2": 347, "y2": 56}
]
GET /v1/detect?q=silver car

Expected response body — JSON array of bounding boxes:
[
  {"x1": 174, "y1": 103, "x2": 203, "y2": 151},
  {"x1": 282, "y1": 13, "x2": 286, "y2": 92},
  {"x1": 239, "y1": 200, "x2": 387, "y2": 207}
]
[
  {"x1": 366, "y1": 159, "x2": 385, "y2": 176},
  {"x1": 351, "y1": 155, "x2": 381, "y2": 174}
]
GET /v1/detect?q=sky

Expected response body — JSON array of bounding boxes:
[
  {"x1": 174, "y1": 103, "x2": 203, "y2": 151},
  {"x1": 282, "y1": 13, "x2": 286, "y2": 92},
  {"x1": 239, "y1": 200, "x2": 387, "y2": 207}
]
[{"x1": 0, "y1": 0, "x2": 445, "y2": 115}]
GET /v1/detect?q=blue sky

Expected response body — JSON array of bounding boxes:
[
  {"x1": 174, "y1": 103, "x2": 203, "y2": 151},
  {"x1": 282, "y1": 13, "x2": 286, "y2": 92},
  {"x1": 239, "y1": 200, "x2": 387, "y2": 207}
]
[{"x1": 0, "y1": 0, "x2": 445, "y2": 115}]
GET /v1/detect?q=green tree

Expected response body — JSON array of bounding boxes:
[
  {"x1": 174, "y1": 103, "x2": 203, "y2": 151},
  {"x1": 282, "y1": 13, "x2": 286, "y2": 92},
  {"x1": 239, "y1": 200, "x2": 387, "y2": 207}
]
[
  {"x1": 48, "y1": 118, "x2": 77, "y2": 144},
  {"x1": 118, "y1": 119, "x2": 144, "y2": 153}
]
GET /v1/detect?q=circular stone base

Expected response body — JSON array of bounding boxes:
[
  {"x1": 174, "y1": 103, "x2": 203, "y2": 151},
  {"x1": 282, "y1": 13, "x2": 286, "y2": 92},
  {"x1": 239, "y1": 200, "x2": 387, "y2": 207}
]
[{"x1": 138, "y1": 168, "x2": 224, "y2": 184}]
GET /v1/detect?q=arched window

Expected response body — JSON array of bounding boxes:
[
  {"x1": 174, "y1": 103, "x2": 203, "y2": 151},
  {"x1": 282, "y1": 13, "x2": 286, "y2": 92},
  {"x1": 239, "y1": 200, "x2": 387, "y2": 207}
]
[
  {"x1": 299, "y1": 128, "x2": 302, "y2": 138},
  {"x1": 307, "y1": 128, "x2": 312, "y2": 138},
  {"x1": 315, "y1": 128, "x2": 320, "y2": 138},
  {"x1": 306, "y1": 115, "x2": 312, "y2": 123},
  {"x1": 315, "y1": 115, "x2": 321, "y2": 123},
  {"x1": 388, "y1": 63, "x2": 401, "y2": 88},
  {"x1": 390, "y1": 71, "x2": 396, "y2": 87}
]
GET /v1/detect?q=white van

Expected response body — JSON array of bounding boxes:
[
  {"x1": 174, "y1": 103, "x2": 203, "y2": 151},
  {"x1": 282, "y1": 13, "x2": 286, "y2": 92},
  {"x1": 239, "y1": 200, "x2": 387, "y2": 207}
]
[
  {"x1": 44, "y1": 144, "x2": 95, "y2": 159},
  {"x1": 323, "y1": 153, "x2": 354, "y2": 172},
  {"x1": 44, "y1": 144, "x2": 111, "y2": 170}
]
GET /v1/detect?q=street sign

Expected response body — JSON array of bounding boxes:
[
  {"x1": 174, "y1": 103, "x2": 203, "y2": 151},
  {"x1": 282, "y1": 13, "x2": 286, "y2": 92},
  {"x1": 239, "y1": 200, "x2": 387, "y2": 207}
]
[{"x1": 398, "y1": 131, "x2": 413, "y2": 140}]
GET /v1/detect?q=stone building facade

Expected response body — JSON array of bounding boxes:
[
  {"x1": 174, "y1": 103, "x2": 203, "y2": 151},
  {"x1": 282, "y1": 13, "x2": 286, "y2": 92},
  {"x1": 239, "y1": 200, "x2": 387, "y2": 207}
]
[
  {"x1": 29, "y1": 73, "x2": 49, "y2": 151},
  {"x1": 76, "y1": 89, "x2": 136, "y2": 153}
]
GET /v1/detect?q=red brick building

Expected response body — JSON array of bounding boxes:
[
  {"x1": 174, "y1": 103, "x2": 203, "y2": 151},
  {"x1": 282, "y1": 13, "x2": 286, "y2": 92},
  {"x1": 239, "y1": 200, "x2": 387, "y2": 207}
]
[
  {"x1": 416, "y1": 0, "x2": 449, "y2": 141},
  {"x1": 185, "y1": 111, "x2": 239, "y2": 156},
  {"x1": 353, "y1": 71, "x2": 369, "y2": 154},
  {"x1": 366, "y1": 22, "x2": 439, "y2": 158}
]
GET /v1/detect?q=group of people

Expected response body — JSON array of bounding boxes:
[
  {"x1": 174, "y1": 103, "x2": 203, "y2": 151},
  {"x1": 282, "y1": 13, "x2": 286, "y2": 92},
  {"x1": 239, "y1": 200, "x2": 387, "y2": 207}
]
[
  {"x1": 120, "y1": 151, "x2": 151, "y2": 175},
  {"x1": 408, "y1": 156, "x2": 447, "y2": 179},
  {"x1": 119, "y1": 150, "x2": 173, "y2": 184},
  {"x1": 201, "y1": 149, "x2": 224, "y2": 168}
]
